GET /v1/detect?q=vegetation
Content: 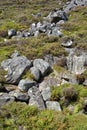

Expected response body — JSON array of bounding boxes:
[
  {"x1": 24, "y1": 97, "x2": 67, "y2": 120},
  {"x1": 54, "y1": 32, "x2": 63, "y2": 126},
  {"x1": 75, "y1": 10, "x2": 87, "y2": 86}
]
[
  {"x1": 0, "y1": 67, "x2": 7, "y2": 83},
  {"x1": 0, "y1": 0, "x2": 67, "y2": 33},
  {"x1": 62, "y1": 6, "x2": 87, "y2": 51},
  {"x1": 51, "y1": 83, "x2": 87, "y2": 111},
  {"x1": 0, "y1": 102, "x2": 87, "y2": 130},
  {"x1": 22, "y1": 70, "x2": 35, "y2": 80},
  {"x1": 0, "y1": 36, "x2": 67, "y2": 63}
]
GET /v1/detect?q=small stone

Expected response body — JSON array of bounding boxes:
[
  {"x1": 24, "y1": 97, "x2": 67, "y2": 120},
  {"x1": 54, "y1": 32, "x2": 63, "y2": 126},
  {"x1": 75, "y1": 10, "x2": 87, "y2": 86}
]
[
  {"x1": 8, "y1": 29, "x2": 16, "y2": 37},
  {"x1": 46, "y1": 101, "x2": 61, "y2": 111},
  {"x1": 41, "y1": 87, "x2": 51, "y2": 101},
  {"x1": 30, "y1": 67, "x2": 41, "y2": 81},
  {"x1": 18, "y1": 79, "x2": 36, "y2": 92}
]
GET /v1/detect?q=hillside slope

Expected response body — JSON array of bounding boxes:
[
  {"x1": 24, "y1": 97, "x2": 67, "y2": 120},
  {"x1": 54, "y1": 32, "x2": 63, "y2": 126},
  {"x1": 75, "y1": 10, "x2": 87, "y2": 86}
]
[{"x1": 0, "y1": 0, "x2": 87, "y2": 130}]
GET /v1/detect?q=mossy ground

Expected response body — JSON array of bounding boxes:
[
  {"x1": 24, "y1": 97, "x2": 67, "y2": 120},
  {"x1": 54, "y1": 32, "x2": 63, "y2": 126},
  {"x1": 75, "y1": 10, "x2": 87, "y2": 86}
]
[
  {"x1": 51, "y1": 83, "x2": 87, "y2": 113},
  {"x1": 0, "y1": 36, "x2": 67, "y2": 62},
  {"x1": 0, "y1": 0, "x2": 67, "y2": 32},
  {"x1": 0, "y1": 102, "x2": 87, "y2": 130},
  {"x1": 62, "y1": 6, "x2": 87, "y2": 51}
]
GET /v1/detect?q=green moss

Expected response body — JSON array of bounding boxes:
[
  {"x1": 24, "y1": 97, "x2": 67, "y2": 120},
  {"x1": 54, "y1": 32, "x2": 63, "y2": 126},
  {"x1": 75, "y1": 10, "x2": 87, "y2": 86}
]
[
  {"x1": 16, "y1": 36, "x2": 67, "y2": 59},
  {"x1": 0, "y1": 46, "x2": 14, "y2": 63},
  {"x1": 51, "y1": 84, "x2": 87, "y2": 107},
  {"x1": 82, "y1": 69, "x2": 87, "y2": 79},
  {"x1": 74, "y1": 104, "x2": 83, "y2": 114},
  {"x1": 0, "y1": 68, "x2": 7, "y2": 83},
  {"x1": 1, "y1": 102, "x2": 87, "y2": 130},
  {"x1": 51, "y1": 84, "x2": 70, "y2": 101},
  {"x1": 0, "y1": 102, "x2": 67, "y2": 130},
  {"x1": 22, "y1": 70, "x2": 34, "y2": 80},
  {"x1": 53, "y1": 65, "x2": 68, "y2": 73},
  {"x1": 0, "y1": 20, "x2": 27, "y2": 31},
  {"x1": 67, "y1": 115, "x2": 87, "y2": 130}
]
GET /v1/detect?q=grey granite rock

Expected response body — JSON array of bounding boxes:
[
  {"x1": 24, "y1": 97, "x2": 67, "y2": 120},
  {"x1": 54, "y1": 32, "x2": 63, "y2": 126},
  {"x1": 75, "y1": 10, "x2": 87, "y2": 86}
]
[
  {"x1": 0, "y1": 93, "x2": 15, "y2": 106},
  {"x1": 18, "y1": 79, "x2": 36, "y2": 92},
  {"x1": 46, "y1": 101, "x2": 61, "y2": 111},
  {"x1": 1, "y1": 54, "x2": 32, "y2": 84},
  {"x1": 30, "y1": 67, "x2": 41, "y2": 81},
  {"x1": 28, "y1": 86, "x2": 45, "y2": 110},
  {"x1": 33, "y1": 59, "x2": 51, "y2": 76},
  {"x1": 9, "y1": 90, "x2": 29, "y2": 102},
  {"x1": 41, "y1": 87, "x2": 51, "y2": 101}
]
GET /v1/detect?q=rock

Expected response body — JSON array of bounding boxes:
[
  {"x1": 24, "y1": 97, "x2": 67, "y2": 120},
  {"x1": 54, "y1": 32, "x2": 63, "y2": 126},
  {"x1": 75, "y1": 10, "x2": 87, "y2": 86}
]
[
  {"x1": 31, "y1": 23, "x2": 36, "y2": 29},
  {"x1": 51, "y1": 27, "x2": 63, "y2": 37},
  {"x1": 12, "y1": 31, "x2": 24, "y2": 39},
  {"x1": 28, "y1": 86, "x2": 45, "y2": 110},
  {"x1": 1, "y1": 54, "x2": 32, "y2": 84},
  {"x1": 34, "y1": 30, "x2": 39, "y2": 37},
  {"x1": 67, "y1": 53, "x2": 86, "y2": 74},
  {"x1": 39, "y1": 77, "x2": 61, "y2": 91},
  {"x1": 32, "y1": 13, "x2": 42, "y2": 18},
  {"x1": 56, "y1": 20, "x2": 65, "y2": 26},
  {"x1": 41, "y1": 87, "x2": 51, "y2": 101},
  {"x1": 33, "y1": 59, "x2": 51, "y2": 76},
  {"x1": 61, "y1": 79, "x2": 69, "y2": 85},
  {"x1": 44, "y1": 55, "x2": 66, "y2": 67},
  {"x1": 63, "y1": 3, "x2": 75, "y2": 13},
  {"x1": 44, "y1": 54, "x2": 54, "y2": 66},
  {"x1": 36, "y1": 22, "x2": 42, "y2": 29},
  {"x1": 46, "y1": 101, "x2": 61, "y2": 111},
  {"x1": 46, "y1": 9, "x2": 68, "y2": 24},
  {"x1": 61, "y1": 73, "x2": 78, "y2": 84},
  {"x1": 10, "y1": 50, "x2": 20, "y2": 58},
  {"x1": 83, "y1": 79, "x2": 87, "y2": 86},
  {"x1": 23, "y1": 32, "x2": 31, "y2": 38},
  {"x1": 53, "y1": 56, "x2": 66, "y2": 67},
  {"x1": 72, "y1": 0, "x2": 87, "y2": 6},
  {"x1": 84, "y1": 54, "x2": 87, "y2": 66},
  {"x1": 5, "y1": 84, "x2": 17, "y2": 92},
  {"x1": 63, "y1": 0, "x2": 87, "y2": 13},
  {"x1": 9, "y1": 90, "x2": 29, "y2": 102},
  {"x1": 67, "y1": 105, "x2": 75, "y2": 114},
  {"x1": 30, "y1": 67, "x2": 41, "y2": 81},
  {"x1": 36, "y1": 12, "x2": 42, "y2": 17},
  {"x1": 8, "y1": 29, "x2": 16, "y2": 38},
  {"x1": 61, "y1": 37, "x2": 75, "y2": 48},
  {"x1": 61, "y1": 40, "x2": 73, "y2": 47},
  {"x1": 38, "y1": 24, "x2": 46, "y2": 33},
  {"x1": 18, "y1": 79, "x2": 36, "y2": 92},
  {"x1": 0, "y1": 93, "x2": 15, "y2": 106}
]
